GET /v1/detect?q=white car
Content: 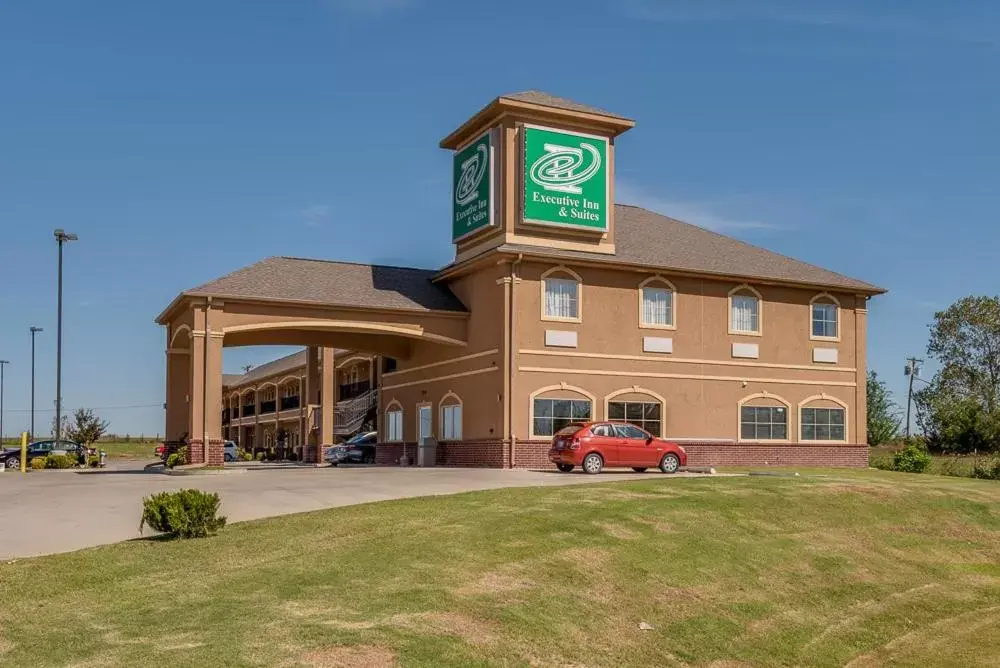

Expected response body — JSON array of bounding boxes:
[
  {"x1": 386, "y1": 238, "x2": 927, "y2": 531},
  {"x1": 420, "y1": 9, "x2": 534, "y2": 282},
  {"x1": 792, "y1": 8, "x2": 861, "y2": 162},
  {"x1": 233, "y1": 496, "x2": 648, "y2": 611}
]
[{"x1": 224, "y1": 441, "x2": 239, "y2": 462}]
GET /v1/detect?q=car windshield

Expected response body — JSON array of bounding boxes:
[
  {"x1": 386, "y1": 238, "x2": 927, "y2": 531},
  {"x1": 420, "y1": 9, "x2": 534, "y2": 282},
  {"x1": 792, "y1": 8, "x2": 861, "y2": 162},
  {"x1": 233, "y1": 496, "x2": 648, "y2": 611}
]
[
  {"x1": 345, "y1": 433, "x2": 369, "y2": 444},
  {"x1": 555, "y1": 424, "x2": 585, "y2": 437}
]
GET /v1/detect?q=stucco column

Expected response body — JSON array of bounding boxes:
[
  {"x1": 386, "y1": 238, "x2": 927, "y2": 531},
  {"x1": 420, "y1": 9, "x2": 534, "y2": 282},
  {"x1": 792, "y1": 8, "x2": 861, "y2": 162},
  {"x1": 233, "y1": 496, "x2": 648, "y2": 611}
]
[
  {"x1": 254, "y1": 391, "x2": 262, "y2": 454},
  {"x1": 854, "y1": 296, "x2": 868, "y2": 444},
  {"x1": 203, "y1": 331, "x2": 224, "y2": 466},
  {"x1": 188, "y1": 324, "x2": 206, "y2": 464},
  {"x1": 165, "y1": 347, "x2": 190, "y2": 444},
  {"x1": 319, "y1": 347, "x2": 336, "y2": 462},
  {"x1": 305, "y1": 347, "x2": 320, "y2": 457}
]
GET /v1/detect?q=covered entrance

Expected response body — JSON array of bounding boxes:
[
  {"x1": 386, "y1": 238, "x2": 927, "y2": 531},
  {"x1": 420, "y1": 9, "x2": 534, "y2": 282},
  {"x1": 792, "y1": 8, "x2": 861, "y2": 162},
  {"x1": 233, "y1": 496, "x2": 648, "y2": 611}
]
[{"x1": 157, "y1": 258, "x2": 469, "y2": 466}]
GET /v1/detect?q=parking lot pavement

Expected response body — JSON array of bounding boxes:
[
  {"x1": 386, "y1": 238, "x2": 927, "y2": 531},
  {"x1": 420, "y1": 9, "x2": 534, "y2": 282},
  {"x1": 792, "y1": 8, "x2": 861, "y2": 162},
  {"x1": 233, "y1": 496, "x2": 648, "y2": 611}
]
[{"x1": 0, "y1": 464, "x2": 708, "y2": 560}]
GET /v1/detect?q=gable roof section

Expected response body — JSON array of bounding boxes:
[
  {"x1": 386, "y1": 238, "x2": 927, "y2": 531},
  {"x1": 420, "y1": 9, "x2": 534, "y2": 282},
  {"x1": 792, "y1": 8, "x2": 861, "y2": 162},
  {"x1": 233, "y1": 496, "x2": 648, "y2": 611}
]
[
  {"x1": 183, "y1": 257, "x2": 468, "y2": 313},
  {"x1": 224, "y1": 350, "x2": 308, "y2": 389},
  {"x1": 492, "y1": 204, "x2": 884, "y2": 293}
]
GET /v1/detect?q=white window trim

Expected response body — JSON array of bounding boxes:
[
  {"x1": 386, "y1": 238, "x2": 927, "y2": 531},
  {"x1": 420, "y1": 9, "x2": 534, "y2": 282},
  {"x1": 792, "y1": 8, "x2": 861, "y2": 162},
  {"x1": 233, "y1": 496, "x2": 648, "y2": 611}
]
[
  {"x1": 439, "y1": 391, "x2": 463, "y2": 441},
  {"x1": 540, "y1": 265, "x2": 583, "y2": 324},
  {"x1": 604, "y1": 386, "x2": 667, "y2": 437},
  {"x1": 728, "y1": 284, "x2": 763, "y2": 337},
  {"x1": 638, "y1": 276, "x2": 677, "y2": 331},
  {"x1": 737, "y1": 392, "x2": 791, "y2": 443},
  {"x1": 798, "y1": 394, "x2": 849, "y2": 443},
  {"x1": 385, "y1": 400, "x2": 404, "y2": 442},
  {"x1": 809, "y1": 292, "x2": 842, "y2": 342},
  {"x1": 528, "y1": 383, "x2": 596, "y2": 440}
]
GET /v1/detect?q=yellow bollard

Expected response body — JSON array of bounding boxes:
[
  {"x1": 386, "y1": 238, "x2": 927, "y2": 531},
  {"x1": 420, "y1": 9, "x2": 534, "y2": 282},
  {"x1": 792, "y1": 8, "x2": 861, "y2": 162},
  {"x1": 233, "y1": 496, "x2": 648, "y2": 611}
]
[{"x1": 20, "y1": 431, "x2": 27, "y2": 473}]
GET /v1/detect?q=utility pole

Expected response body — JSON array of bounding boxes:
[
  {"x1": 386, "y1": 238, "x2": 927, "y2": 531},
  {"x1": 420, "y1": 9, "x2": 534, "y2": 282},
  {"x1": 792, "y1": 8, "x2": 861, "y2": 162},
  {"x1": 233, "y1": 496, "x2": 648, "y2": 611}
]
[
  {"x1": 54, "y1": 229, "x2": 79, "y2": 442},
  {"x1": 0, "y1": 360, "x2": 9, "y2": 445},
  {"x1": 904, "y1": 357, "x2": 923, "y2": 438},
  {"x1": 30, "y1": 326, "x2": 43, "y2": 440}
]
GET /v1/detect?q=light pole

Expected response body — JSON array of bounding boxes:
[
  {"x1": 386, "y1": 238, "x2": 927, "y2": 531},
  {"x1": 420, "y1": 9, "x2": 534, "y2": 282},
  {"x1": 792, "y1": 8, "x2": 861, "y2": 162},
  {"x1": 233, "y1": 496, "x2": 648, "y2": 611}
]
[
  {"x1": 30, "y1": 326, "x2": 43, "y2": 440},
  {"x1": 54, "y1": 229, "x2": 78, "y2": 441},
  {"x1": 0, "y1": 360, "x2": 9, "y2": 445},
  {"x1": 904, "y1": 357, "x2": 923, "y2": 438}
]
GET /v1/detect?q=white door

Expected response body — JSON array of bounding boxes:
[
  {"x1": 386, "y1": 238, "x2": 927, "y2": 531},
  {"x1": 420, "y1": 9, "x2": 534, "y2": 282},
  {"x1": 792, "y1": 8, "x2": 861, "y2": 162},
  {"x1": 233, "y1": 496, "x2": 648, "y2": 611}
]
[{"x1": 418, "y1": 405, "x2": 433, "y2": 444}]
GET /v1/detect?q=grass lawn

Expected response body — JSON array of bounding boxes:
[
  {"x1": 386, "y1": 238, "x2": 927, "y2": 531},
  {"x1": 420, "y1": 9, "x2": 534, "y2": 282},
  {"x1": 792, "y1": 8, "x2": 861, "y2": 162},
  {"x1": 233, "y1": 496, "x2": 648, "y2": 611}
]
[
  {"x1": 1, "y1": 471, "x2": 998, "y2": 667},
  {"x1": 97, "y1": 441, "x2": 159, "y2": 459}
]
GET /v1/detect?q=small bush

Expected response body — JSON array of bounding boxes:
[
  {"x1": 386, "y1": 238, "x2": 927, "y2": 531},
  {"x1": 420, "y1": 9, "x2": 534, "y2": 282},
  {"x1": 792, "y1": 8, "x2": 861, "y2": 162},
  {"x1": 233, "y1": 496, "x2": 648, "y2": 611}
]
[
  {"x1": 30, "y1": 457, "x2": 46, "y2": 470},
  {"x1": 971, "y1": 458, "x2": 1000, "y2": 480},
  {"x1": 140, "y1": 489, "x2": 227, "y2": 539},
  {"x1": 254, "y1": 452, "x2": 265, "y2": 462},
  {"x1": 892, "y1": 442, "x2": 932, "y2": 474},
  {"x1": 88, "y1": 455, "x2": 100, "y2": 468},
  {"x1": 265, "y1": 451, "x2": 277, "y2": 462},
  {"x1": 44, "y1": 454, "x2": 76, "y2": 469},
  {"x1": 241, "y1": 453, "x2": 253, "y2": 461},
  {"x1": 165, "y1": 445, "x2": 189, "y2": 469},
  {"x1": 287, "y1": 451, "x2": 298, "y2": 462}
]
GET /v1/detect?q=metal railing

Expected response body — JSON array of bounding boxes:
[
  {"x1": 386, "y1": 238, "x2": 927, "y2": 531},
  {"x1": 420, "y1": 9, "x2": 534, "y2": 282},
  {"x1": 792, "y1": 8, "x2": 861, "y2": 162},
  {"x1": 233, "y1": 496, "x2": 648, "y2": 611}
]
[{"x1": 309, "y1": 389, "x2": 378, "y2": 437}]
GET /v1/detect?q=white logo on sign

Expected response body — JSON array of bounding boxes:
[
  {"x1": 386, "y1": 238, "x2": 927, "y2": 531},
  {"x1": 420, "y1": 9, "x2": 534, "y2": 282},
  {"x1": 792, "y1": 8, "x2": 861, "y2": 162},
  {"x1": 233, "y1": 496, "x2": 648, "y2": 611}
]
[
  {"x1": 455, "y1": 144, "x2": 489, "y2": 206},
  {"x1": 529, "y1": 141, "x2": 601, "y2": 194}
]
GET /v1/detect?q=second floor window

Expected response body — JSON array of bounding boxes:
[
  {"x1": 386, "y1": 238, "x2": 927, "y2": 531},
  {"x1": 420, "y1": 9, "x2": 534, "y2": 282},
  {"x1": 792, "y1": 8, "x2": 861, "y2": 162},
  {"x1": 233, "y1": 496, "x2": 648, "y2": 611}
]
[
  {"x1": 812, "y1": 301, "x2": 838, "y2": 338},
  {"x1": 731, "y1": 293, "x2": 760, "y2": 334},
  {"x1": 544, "y1": 277, "x2": 579, "y2": 320},
  {"x1": 641, "y1": 286, "x2": 673, "y2": 327}
]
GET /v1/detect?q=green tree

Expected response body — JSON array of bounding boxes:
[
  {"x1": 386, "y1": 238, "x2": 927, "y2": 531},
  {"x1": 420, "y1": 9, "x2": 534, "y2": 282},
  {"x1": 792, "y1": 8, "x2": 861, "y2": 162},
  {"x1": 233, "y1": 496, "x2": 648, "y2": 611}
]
[
  {"x1": 917, "y1": 296, "x2": 1000, "y2": 453},
  {"x1": 65, "y1": 408, "x2": 110, "y2": 446},
  {"x1": 866, "y1": 370, "x2": 901, "y2": 446}
]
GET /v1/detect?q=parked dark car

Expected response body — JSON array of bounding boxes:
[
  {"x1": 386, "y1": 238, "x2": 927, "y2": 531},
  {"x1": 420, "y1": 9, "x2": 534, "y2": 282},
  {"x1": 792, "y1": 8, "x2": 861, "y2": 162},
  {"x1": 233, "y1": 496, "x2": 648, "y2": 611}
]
[
  {"x1": 548, "y1": 422, "x2": 687, "y2": 474},
  {"x1": 2, "y1": 440, "x2": 87, "y2": 470},
  {"x1": 326, "y1": 431, "x2": 377, "y2": 465}
]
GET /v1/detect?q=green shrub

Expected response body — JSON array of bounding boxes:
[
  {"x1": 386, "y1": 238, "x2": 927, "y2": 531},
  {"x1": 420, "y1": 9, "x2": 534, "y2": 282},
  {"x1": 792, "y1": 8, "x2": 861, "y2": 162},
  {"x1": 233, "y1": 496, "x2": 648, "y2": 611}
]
[
  {"x1": 44, "y1": 454, "x2": 76, "y2": 469},
  {"x1": 241, "y1": 452, "x2": 253, "y2": 461},
  {"x1": 892, "y1": 442, "x2": 932, "y2": 473},
  {"x1": 139, "y1": 489, "x2": 227, "y2": 539},
  {"x1": 971, "y1": 458, "x2": 1000, "y2": 480},
  {"x1": 254, "y1": 452, "x2": 265, "y2": 462},
  {"x1": 88, "y1": 455, "x2": 100, "y2": 468},
  {"x1": 165, "y1": 445, "x2": 189, "y2": 469},
  {"x1": 30, "y1": 457, "x2": 46, "y2": 470}
]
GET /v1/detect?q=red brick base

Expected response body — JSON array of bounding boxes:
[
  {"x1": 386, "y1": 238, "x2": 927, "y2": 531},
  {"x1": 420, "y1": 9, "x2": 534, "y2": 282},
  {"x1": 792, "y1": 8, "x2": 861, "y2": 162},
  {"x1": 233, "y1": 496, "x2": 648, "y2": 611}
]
[
  {"x1": 373, "y1": 440, "x2": 867, "y2": 469},
  {"x1": 188, "y1": 438, "x2": 225, "y2": 466}
]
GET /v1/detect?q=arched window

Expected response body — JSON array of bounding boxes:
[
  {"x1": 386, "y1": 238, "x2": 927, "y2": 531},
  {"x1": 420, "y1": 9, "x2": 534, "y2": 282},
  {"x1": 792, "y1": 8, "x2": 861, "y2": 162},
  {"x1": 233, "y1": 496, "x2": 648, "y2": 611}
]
[
  {"x1": 810, "y1": 293, "x2": 840, "y2": 340},
  {"x1": 530, "y1": 384, "x2": 595, "y2": 439},
  {"x1": 385, "y1": 400, "x2": 403, "y2": 442},
  {"x1": 605, "y1": 387, "x2": 666, "y2": 436},
  {"x1": 439, "y1": 392, "x2": 463, "y2": 441},
  {"x1": 541, "y1": 266, "x2": 582, "y2": 322},
  {"x1": 639, "y1": 276, "x2": 677, "y2": 330},
  {"x1": 738, "y1": 393, "x2": 790, "y2": 441},
  {"x1": 729, "y1": 284, "x2": 762, "y2": 335},
  {"x1": 799, "y1": 395, "x2": 848, "y2": 441}
]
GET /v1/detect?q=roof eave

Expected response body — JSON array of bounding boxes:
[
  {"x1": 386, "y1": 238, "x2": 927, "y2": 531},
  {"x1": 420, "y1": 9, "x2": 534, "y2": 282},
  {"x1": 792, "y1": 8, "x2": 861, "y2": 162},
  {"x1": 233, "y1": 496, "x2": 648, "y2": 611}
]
[
  {"x1": 439, "y1": 97, "x2": 636, "y2": 150},
  {"x1": 465, "y1": 245, "x2": 886, "y2": 296}
]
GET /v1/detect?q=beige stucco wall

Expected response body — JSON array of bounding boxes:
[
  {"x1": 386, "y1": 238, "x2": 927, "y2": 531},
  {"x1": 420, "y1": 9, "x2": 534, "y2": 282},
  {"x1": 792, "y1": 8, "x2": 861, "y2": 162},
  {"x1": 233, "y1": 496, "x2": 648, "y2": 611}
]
[{"x1": 508, "y1": 260, "x2": 866, "y2": 443}]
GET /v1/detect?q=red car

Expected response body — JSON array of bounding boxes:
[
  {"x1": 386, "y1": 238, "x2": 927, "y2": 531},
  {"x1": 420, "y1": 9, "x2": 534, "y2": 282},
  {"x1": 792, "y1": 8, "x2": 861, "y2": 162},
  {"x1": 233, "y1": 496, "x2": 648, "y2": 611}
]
[{"x1": 548, "y1": 421, "x2": 687, "y2": 474}]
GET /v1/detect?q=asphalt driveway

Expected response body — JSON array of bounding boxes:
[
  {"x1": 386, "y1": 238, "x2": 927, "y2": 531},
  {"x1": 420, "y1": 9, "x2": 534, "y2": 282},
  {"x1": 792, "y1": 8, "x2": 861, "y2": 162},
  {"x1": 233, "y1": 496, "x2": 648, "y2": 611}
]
[{"x1": 0, "y1": 463, "x2": 707, "y2": 559}]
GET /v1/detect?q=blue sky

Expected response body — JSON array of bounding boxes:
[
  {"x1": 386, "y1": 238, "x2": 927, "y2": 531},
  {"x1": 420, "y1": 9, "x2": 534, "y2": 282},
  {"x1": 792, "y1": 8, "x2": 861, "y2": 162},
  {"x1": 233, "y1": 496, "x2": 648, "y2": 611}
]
[{"x1": 1, "y1": 0, "x2": 997, "y2": 436}]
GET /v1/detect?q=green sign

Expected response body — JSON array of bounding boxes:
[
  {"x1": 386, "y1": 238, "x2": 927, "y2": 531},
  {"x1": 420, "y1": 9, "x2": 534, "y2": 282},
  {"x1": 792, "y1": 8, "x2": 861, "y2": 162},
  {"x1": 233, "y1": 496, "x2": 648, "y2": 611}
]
[
  {"x1": 523, "y1": 125, "x2": 608, "y2": 231},
  {"x1": 452, "y1": 130, "x2": 494, "y2": 242}
]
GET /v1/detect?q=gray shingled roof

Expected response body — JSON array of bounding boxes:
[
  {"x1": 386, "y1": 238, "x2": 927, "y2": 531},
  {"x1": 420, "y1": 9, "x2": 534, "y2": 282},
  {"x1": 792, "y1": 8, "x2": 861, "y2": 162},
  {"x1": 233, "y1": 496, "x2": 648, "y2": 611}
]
[
  {"x1": 495, "y1": 204, "x2": 884, "y2": 293},
  {"x1": 186, "y1": 258, "x2": 468, "y2": 312},
  {"x1": 500, "y1": 91, "x2": 632, "y2": 121},
  {"x1": 223, "y1": 350, "x2": 313, "y2": 389}
]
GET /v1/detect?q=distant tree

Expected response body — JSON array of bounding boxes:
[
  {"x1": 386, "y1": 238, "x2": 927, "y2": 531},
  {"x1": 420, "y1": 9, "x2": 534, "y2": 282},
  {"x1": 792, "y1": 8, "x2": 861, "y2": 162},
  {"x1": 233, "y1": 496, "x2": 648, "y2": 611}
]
[
  {"x1": 51, "y1": 414, "x2": 70, "y2": 438},
  {"x1": 65, "y1": 408, "x2": 110, "y2": 446},
  {"x1": 917, "y1": 296, "x2": 1000, "y2": 453},
  {"x1": 867, "y1": 370, "x2": 901, "y2": 446}
]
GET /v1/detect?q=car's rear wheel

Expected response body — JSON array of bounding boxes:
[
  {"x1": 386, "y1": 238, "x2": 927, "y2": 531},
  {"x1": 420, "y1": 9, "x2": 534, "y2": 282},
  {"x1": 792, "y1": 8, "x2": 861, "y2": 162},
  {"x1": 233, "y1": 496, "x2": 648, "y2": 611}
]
[
  {"x1": 5, "y1": 457, "x2": 19, "y2": 471},
  {"x1": 659, "y1": 453, "x2": 680, "y2": 474},
  {"x1": 632, "y1": 467, "x2": 648, "y2": 473},
  {"x1": 556, "y1": 463, "x2": 574, "y2": 473},
  {"x1": 582, "y1": 453, "x2": 603, "y2": 475}
]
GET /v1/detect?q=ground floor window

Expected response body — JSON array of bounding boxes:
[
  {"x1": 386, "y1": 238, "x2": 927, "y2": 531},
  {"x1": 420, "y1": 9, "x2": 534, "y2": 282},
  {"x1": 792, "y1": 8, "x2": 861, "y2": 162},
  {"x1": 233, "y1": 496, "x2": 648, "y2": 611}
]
[
  {"x1": 607, "y1": 401, "x2": 662, "y2": 436},
  {"x1": 441, "y1": 404, "x2": 462, "y2": 440},
  {"x1": 533, "y1": 398, "x2": 592, "y2": 437},
  {"x1": 740, "y1": 405, "x2": 787, "y2": 440},
  {"x1": 801, "y1": 407, "x2": 845, "y2": 441},
  {"x1": 386, "y1": 409, "x2": 403, "y2": 442}
]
